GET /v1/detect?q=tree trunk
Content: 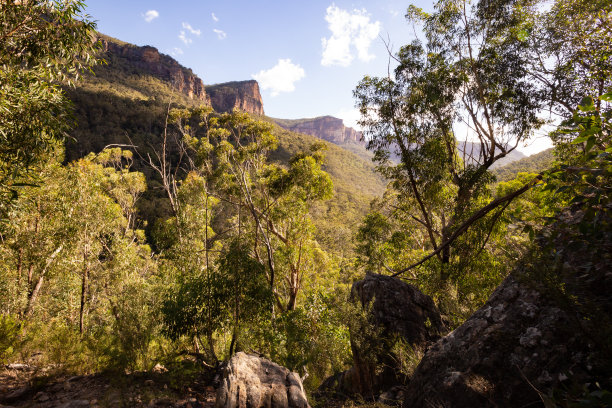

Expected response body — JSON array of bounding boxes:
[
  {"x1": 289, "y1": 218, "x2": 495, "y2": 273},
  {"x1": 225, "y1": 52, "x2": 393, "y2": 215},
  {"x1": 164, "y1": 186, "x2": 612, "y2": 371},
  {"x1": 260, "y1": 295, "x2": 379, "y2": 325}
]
[
  {"x1": 23, "y1": 245, "x2": 63, "y2": 318},
  {"x1": 207, "y1": 332, "x2": 218, "y2": 364},
  {"x1": 24, "y1": 274, "x2": 44, "y2": 317},
  {"x1": 79, "y1": 267, "x2": 89, "y2": 334}
]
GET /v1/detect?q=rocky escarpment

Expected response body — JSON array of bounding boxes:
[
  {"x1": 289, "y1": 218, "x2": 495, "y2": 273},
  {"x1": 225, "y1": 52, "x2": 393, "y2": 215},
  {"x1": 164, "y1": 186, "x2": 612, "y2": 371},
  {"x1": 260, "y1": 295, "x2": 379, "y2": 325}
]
[
  {"x1": 100, "y1": 36, "x2": 209, "y2": 102},
  {"x1": 206, "y1": 80, "x2": 265, "y2": 115},
  {"x1": 275, "y1": 116, "x2": 364, "y2": 146}
]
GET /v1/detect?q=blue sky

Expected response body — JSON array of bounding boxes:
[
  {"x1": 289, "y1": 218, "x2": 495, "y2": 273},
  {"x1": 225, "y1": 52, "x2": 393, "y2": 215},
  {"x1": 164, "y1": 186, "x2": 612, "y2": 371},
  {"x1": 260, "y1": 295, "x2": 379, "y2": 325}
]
[{"x1": 84, "y1": 0, "x2": 551, "y2": 155}]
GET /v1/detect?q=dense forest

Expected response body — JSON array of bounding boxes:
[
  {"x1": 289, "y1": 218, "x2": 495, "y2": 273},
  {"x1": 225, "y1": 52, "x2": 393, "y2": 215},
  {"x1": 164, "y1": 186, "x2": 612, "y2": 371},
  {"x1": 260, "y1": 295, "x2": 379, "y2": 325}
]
[{"x1": 0, "y1": 0, "x2": 610, "y2": 407}]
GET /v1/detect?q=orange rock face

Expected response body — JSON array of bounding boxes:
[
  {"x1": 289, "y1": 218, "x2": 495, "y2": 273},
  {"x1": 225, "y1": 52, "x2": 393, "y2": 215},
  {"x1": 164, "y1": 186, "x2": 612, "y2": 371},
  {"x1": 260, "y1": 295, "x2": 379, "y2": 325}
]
[
  {"x1": 205, "y1": 80, "x2": 265, "y2": 116},
  {"x1": 101, "y1": 38, "x2": 209, "y2": 103},
  {"x1": 100, "y1": 38, "x2": 265, "y2": 115}
]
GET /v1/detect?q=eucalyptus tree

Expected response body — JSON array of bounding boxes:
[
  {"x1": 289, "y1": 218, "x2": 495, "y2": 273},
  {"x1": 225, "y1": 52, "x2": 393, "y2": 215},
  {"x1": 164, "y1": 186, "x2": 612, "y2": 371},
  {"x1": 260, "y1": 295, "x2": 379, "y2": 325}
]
[
  {"x1": 0, "y1": 0, "x2": 98, "y2": 205},
  {"x1": 355, "y1": 0, "x2": 547, "y2": 289},
  {"x1": 205, "y1": 112, "x2": 333, "y2": 312}
]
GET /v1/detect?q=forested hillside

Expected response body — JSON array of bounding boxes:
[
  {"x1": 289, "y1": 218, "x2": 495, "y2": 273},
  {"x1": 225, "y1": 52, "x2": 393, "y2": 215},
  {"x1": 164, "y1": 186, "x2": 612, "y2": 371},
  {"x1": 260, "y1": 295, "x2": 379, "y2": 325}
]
[
  {"x1": 65, "y1": 37, "x2": 385, "y2": 257},
  {"x1": 1, "y1": 1, "x2": 610, "y2": 407},
  {"x1": 493, "y1": 148, "x2": 555, "y2": 182}
]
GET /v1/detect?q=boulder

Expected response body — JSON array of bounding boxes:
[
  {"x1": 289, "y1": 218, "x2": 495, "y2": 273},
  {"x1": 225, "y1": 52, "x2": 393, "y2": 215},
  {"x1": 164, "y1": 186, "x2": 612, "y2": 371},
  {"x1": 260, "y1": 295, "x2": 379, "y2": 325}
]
[
  {"x1": 318, "y1": 273, "x2": 446, "y2": 400},
  {"x1": 215, "y1": 352, "x2": 310, "y2": 408},
  {"x1": 351, "y1": 273, "x2": 446, "y2": 346},
  {"x1": 402, "y1": 273, "x2": 611, "y2": 407},
  {"x1": 402, "y1": 207, "x2": 612, "y2": 407}
]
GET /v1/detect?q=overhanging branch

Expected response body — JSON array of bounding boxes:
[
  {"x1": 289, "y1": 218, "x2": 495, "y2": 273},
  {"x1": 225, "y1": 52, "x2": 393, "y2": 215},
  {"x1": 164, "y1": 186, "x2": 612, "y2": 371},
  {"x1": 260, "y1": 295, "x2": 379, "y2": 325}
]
[{"x1": 391, "y1": 174, "x2": 543, "y2": 277}]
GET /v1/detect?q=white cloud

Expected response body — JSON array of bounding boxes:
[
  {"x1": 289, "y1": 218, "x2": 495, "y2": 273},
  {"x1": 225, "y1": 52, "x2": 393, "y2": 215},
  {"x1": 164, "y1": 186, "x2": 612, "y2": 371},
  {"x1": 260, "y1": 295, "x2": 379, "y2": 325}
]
[
  {"x1": 213, "y1": 29, "x2": 227, "y2": 40},
  {"x1": 321, "y1": 4, "x2": 381, "y2": 67},
  {"x1": 252, "y1": 59, "x2": 305, "y2": 97},
  {"x1": 335, "y1": 108, "x2": 363, "y2": 130},
  {"x1": 171, "y1": 47, "x2": 184, "y2": 56},
  {"x1": 182, "y1": 22, "x2": 201, "y2": 36},
  {"x1": 212, "y1": 12, "x2": 219, "y2": 22},
  {"x1": 142, "y1": 10, "x2": 159, "y2": 23},
  {"x1": 178, "y1": 31, "x2": 192, "y2": 45}
]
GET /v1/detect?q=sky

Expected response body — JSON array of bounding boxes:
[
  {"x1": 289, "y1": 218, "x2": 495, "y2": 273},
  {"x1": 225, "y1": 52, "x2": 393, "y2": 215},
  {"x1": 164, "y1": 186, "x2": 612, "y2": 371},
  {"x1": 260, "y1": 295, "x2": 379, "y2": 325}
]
[{"x1": 84, "y1": 0, "x2": 551, "y2": 155}]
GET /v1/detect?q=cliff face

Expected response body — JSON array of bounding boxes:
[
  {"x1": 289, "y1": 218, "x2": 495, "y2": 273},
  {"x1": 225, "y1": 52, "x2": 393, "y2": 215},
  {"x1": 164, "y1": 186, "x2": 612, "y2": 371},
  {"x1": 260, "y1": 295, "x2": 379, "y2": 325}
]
[
  {"x1": 275, "y1": 116, "x2": 364, "y2": 146},
  {"x1": 101, "y1": 37, "x2": 209, "y2": 102},
  {"x1": 205, "y1": 81, "x2": 265, "y2": 115}
]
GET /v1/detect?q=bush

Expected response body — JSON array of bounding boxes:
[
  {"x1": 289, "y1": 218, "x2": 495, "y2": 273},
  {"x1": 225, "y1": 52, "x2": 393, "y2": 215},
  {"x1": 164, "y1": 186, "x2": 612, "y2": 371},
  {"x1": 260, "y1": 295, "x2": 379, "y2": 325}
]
[{"x1": 0, "y1": 314, "x2": 22, "y2": 363}]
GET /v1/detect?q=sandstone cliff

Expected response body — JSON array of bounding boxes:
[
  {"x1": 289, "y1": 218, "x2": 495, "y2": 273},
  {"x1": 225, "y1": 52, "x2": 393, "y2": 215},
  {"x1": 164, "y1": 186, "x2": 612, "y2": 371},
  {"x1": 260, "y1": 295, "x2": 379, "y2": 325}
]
[
  {"x1": 205, "y1": 80, "x2": 265, "y2": 115},
  {"x1": 275, "y1": 116, "x2": 364, "y2": 146},
  {"x1": 99, "y1": 37, "x2": 265, "y2": 115},
  {"x1": 100, "y1": 36, "x2": 209, "y2": 102}
]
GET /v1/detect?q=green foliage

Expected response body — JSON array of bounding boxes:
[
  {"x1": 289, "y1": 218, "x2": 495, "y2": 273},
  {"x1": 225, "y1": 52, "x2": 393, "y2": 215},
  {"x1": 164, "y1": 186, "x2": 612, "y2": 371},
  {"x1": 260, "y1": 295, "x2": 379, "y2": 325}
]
[
  {"x1": 0, "y1": 0, "x2": 98, "y2": 205},
  {"x1": 0, "y1": 150, "x2": 158, "y2": 371},
  {"x1": 0, "y1": 314, "x2": 22, "y2": 364},
  {"x1": 265, "y1": 291, "x2": 352, "y2": 390},
  {"x1": 493, "y1": 149, "x2": 555, "y2": 182},
  {"x1": 353, "y1": 0, "x2": 612, "y2": 322},
  {"x1": 353, "y1": 0, "x2": 548, "y2": 314},
  {"x1": 216, "y1": 239, "x2": 273, "y2": 354}
]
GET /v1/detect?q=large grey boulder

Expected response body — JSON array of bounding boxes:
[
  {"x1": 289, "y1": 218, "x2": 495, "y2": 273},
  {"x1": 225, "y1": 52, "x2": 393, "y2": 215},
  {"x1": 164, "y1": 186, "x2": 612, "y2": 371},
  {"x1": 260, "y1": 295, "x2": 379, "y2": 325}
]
[
  {"x1": 402, "y1": 274, "x2": 607, "y2": 407},
  {"x1": 216, "y1": 352, "x2": 310, "y2": 408},
  {"x1": 318, "y1": 273, "x2": 446, "y2": 401},
  {"x1": 402, "y1": 207, "x2": 612, "y2": 407},
  {"x1": 352, "y1": 272, "x2": 446, "y2": 346}
]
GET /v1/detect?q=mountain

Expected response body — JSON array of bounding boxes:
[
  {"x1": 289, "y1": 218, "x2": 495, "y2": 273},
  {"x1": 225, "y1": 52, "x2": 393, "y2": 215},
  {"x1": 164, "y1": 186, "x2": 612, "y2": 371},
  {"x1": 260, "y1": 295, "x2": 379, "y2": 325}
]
[
  {"x1": 99, "y1": 35, "x2": 208, "y2": 103},
  {"x1": 492, "y1": 148, "x2": 555, "y2": 182},
  {"x1": 65, "y1": 35, "x2": 385, "y2": 256},
  {"x1": 206, "y1": 81, "x2": 265, "y2": 115},
  {"x1": 95, "y1": 35, "x2": 264, "y2": 116},
  {"x1": 456, "y1": 141, "x2": 527, "y2": 168},
  {"x1": 274, "y1": 116, "x2": 364, "y2": 146}
]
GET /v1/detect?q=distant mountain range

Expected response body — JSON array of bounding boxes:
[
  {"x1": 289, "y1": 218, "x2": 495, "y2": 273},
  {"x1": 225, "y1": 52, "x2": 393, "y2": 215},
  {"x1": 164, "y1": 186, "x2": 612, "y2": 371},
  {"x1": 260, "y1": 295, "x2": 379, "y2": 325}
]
[
  {"x1": 94, "y1": 35, "x2": 528, "y2": 169},
  {"x1": 63, "y1": 34, "x2": 540, "y2": 255}
]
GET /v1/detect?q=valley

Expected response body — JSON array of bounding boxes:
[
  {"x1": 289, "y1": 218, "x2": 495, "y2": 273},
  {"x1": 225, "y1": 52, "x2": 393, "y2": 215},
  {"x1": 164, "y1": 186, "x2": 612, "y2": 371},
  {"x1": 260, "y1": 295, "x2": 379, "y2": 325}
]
[{"x1": 1, "y1": 1, "x2": 610, "y2": 407}]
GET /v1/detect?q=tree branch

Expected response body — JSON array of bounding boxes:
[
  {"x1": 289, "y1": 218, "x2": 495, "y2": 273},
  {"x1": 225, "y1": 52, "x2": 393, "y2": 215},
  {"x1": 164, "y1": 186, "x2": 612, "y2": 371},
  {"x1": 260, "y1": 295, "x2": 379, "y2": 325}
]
[{"x1": 391, "y1": 174, "x2": 542, "y2": 277}]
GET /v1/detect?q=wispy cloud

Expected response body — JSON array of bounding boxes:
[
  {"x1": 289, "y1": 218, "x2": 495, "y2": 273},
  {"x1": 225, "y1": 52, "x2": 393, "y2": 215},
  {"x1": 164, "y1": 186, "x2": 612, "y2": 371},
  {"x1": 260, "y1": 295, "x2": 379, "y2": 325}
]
[
  {"x1": 213, "y1": 29, "x2": 227, "y2": 40},
  {"x1": 142, "y1": 10, "x2": 159, "y2": 23},
  {"x1": 178, "y1": 31, "x2": 192, "y2": 45},
  {"x1": 321, "y1": 4, "x2": 381, "y2": 67},
  {"x1": 252, "y1": 59, "x2": 305, "y2": 97},
  {"x1": 212, "y1": 12, "x2": 219, "y2": 22},
  {"x1": 182, "y1": 22, "x2": 201, "y2": 36},
  {"x1": 171, "y1": 48, "x2": 184, "y2": 56}
]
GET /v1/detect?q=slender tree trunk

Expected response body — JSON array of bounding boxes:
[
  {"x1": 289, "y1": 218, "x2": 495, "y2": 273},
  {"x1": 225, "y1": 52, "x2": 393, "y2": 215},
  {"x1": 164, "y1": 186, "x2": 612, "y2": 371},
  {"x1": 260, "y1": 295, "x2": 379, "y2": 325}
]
[
  {"x1": 193, "y1": 334, "x2": 201, "y2": 354},
  {"x1": 287, "y1": 289, "x2": 297, "y2": 311},
  {"x1": 229, "y1": 329, "x2": 237, "y2": 356},
  {"x1": 16, "y1": 248, "x2": 23, "y2": 287},
  {"x1": 24, "y1": 274, "x2": 44, "y2": 317},
  {"x1": 79, "y1": 266, "x2": 89, "y2": 334},
  {"x1": 27, "y1": 263, "x2": 34, "y2": 287},
  {"x1": 23, "y1": 245, "x2": 63, "y2": 317},
  {"x1": 207, "y1": 332, "x2": 218, "y2": 363}
]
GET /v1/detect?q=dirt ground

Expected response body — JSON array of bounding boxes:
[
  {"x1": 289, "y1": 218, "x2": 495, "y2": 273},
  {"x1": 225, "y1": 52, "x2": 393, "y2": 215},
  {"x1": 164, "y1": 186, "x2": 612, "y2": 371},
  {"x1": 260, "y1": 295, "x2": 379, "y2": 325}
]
[
  {"x1": 0, "y1": 363, "x2": 393, "y2": 408},
  {"x1": 0, "y1": 363, "x2": 216, "y2": 408}
]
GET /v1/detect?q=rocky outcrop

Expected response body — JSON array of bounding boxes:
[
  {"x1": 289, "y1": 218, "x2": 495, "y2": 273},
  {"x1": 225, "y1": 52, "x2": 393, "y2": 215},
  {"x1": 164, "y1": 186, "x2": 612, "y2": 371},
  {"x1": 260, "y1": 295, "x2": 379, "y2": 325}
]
[
  {"x1": 319, "y1": 273, "x2": 446, "y2": 401},
  {"x1": 206, "y1": 81, "x2": 265, "y2": 115},
  {"x1": 100, "y1": 37, "x2": 209, "y2": 102},
  {"x1": 402, "y1": 206, "x2": 612, "y2": 407},
  {"x1": 276, "y1": 116, "x2": 364, "y2": 146},
  {"x1": 402, "y1": 275, "x2": 592, "y2": 407},
  {"x1": 216, "y1": 352, "x2": 310, "y2": 408},
  {"x1": 352, "y1": 273, "x2": 447, "y2": 346}
]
